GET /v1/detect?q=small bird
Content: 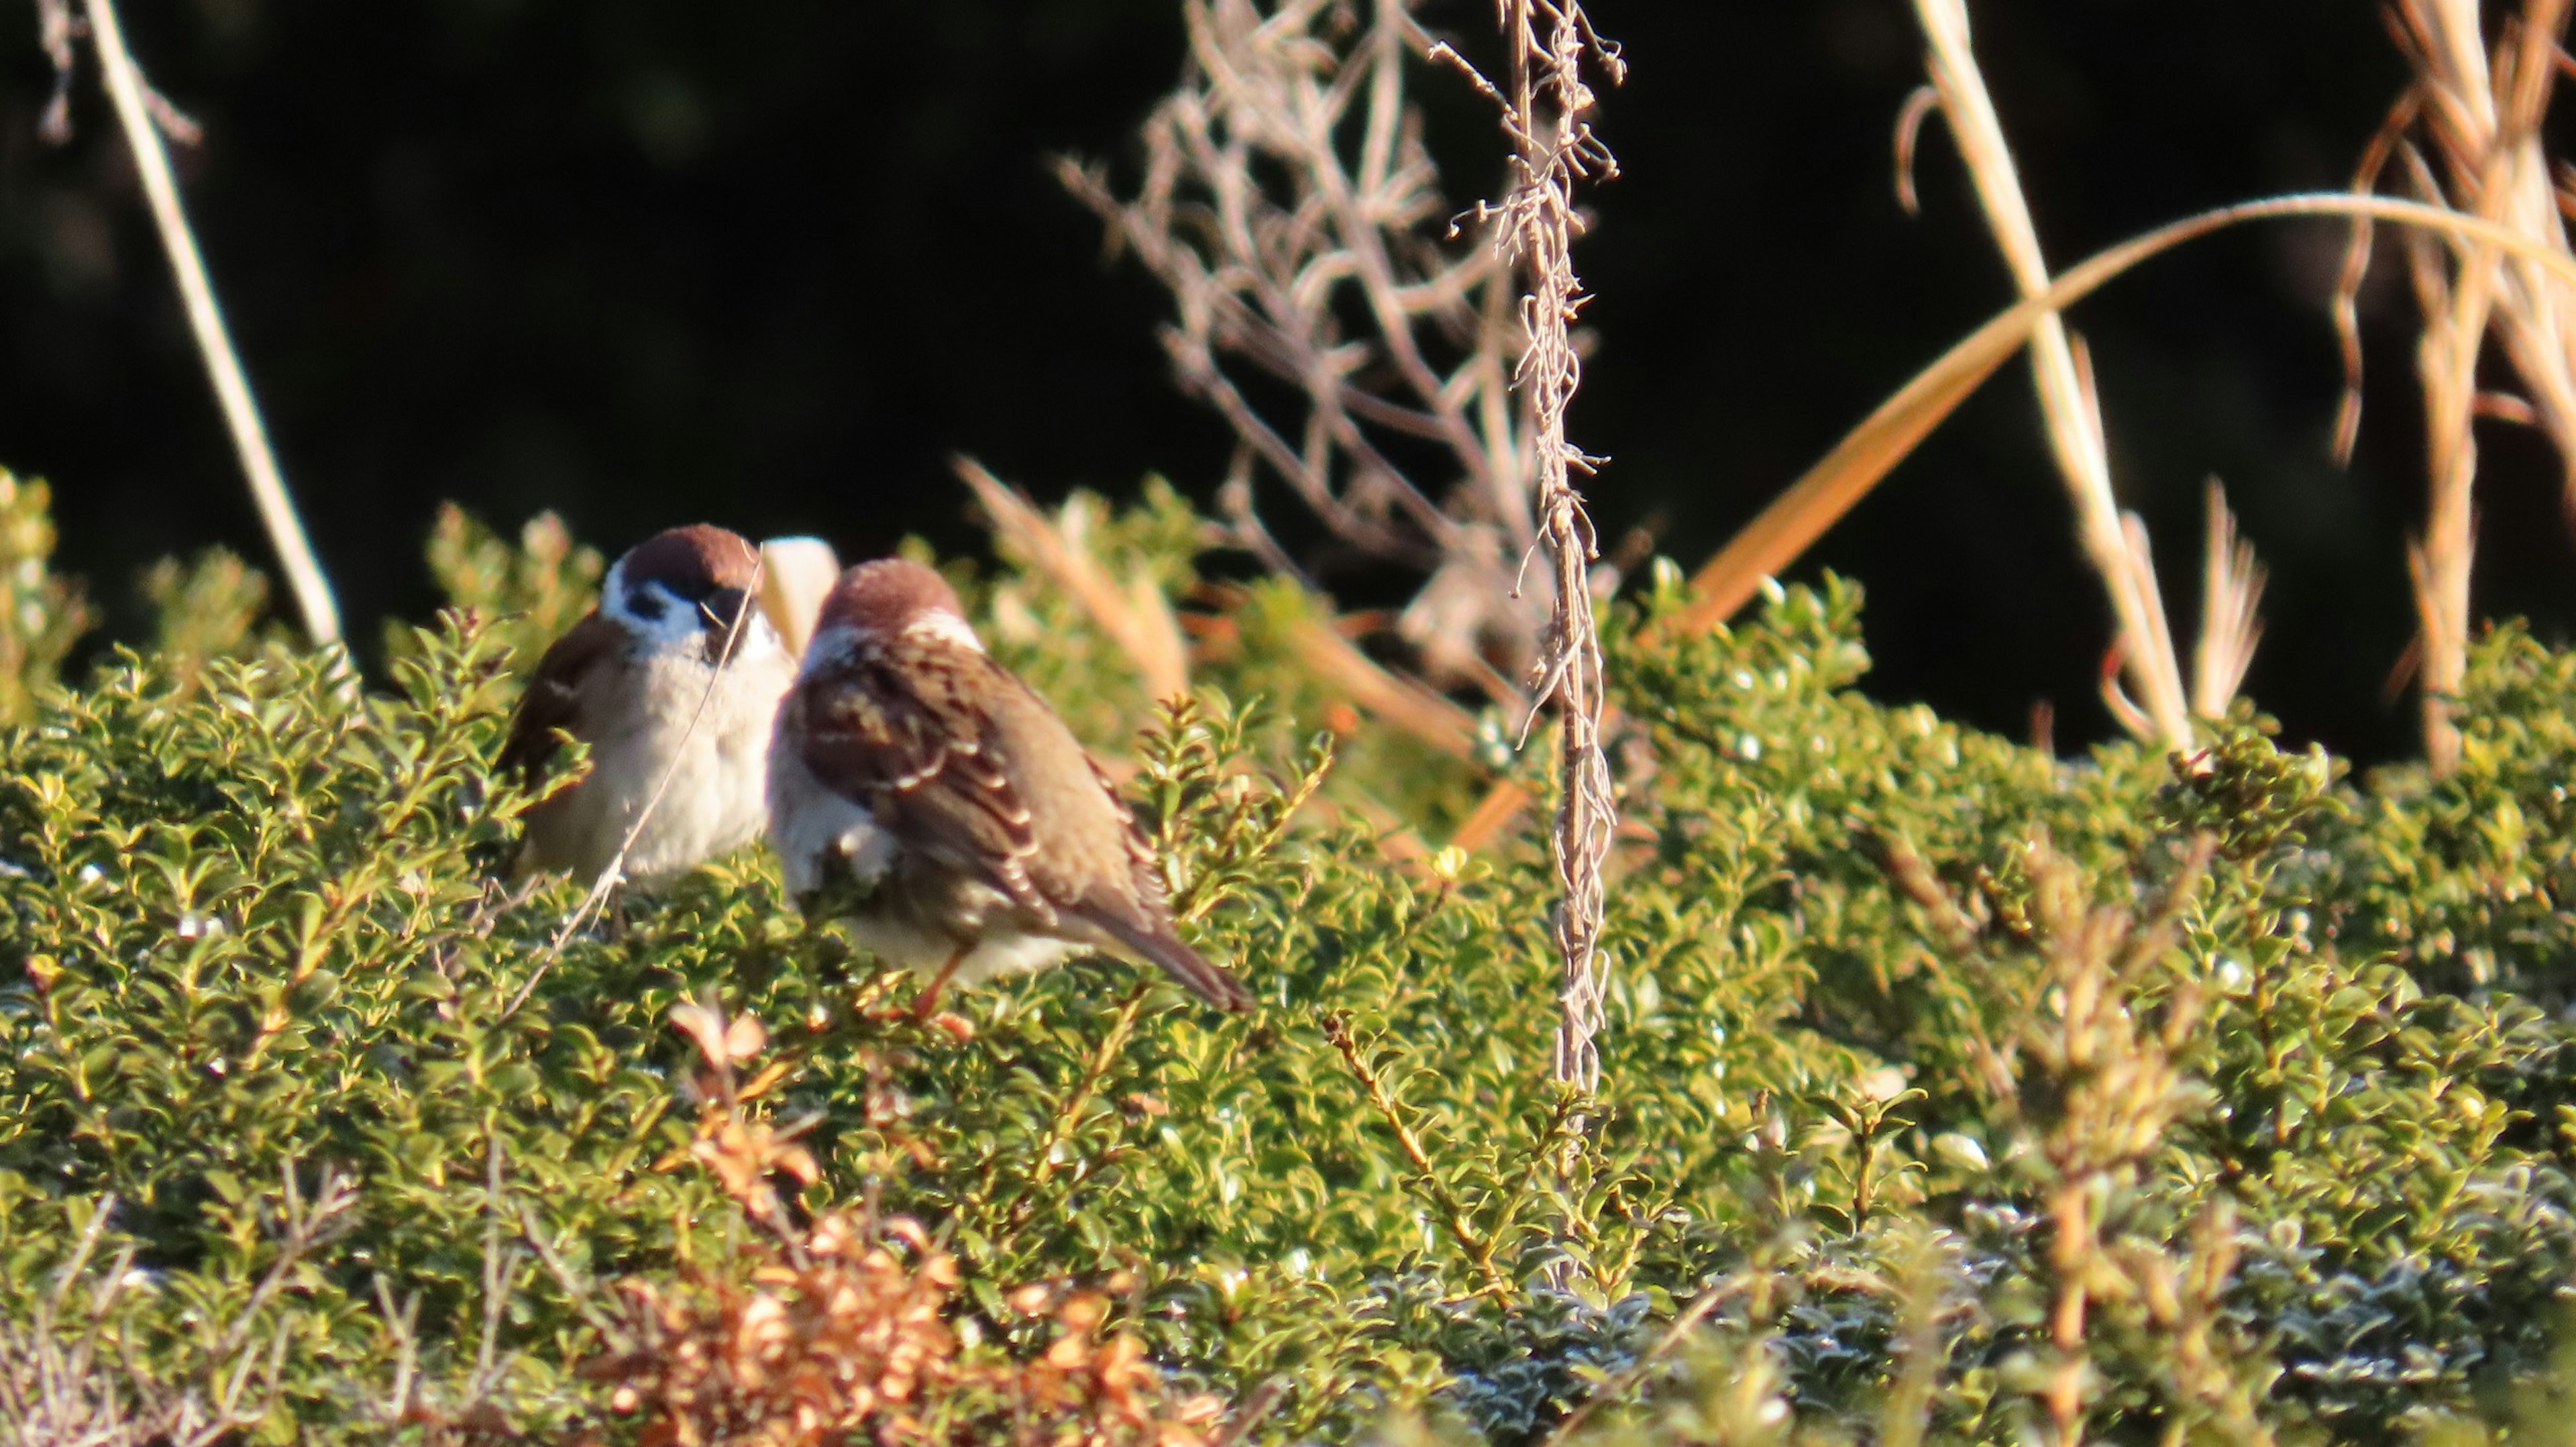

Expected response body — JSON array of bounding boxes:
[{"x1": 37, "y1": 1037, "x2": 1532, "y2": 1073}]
[
  {"x1": 768, "y1": 558, "x2": 1254, "y2": 1014},
  {"x1": 502, "y1": 524, "x2": 798, "y2": 884}
]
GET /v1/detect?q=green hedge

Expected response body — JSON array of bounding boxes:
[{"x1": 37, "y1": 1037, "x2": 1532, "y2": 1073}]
[{"x1": 4, "y1": 490, "x2": 2576, "y2": 1444}]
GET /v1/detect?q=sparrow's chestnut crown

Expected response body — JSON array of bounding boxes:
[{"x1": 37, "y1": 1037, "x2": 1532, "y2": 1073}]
[
  {"x1": 814, "y1": 559, "x2": 970, "y2": 641},
  {"x1": 606, "y1": 525, "x2": 768, "y2": 646},
  {"x1": 620, "y1": 525, "x2": 761, "y2": 602}
]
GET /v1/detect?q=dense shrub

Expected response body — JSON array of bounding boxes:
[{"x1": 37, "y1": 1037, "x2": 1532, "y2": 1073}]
[{"x1": 4, "y1": 493, "x2": 2576, "y2": 1444}]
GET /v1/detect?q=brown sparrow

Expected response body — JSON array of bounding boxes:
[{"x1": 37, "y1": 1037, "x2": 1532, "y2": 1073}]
[
  {"x1": 767, "y1": 558, "x2": 1253, "y2": 1014},
  {"x1": 502, "y1": 525, "x2": 797, "y2": 884}
]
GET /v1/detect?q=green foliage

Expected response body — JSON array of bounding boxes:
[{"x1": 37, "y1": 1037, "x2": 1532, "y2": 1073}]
[
  {"x1": 140, "y1": 546, "x2": 274, "y2": 696},
  {"x1": 0, "y1": 469, "x2": 94, "y2": 725},
  {"x1": 8, "y1": 496, "x2": 2576, "y2": 1444},
  {"x1": 385, "y1": 502, "x2": 603, "y2": 675}
]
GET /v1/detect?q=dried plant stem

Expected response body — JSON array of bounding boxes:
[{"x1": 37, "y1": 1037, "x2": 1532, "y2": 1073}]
[
  {"x1": 1911, "y1": 0, "x2": 2191, "y2": 747},
  {"x1": 2337, "y1": 0, "x2": 2575, "y2": 773},
  {"x1": 81, "y1": 0, "x2": 339, "y2": 646},
  {"x1": 956, "y1": 458, "x2": 1191, "y2": 704},
  {"x1": 2192, "y1": 480, "x2": 2266, "y2": 720}
]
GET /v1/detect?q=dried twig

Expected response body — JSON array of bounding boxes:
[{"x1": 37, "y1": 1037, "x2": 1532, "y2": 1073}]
[
  {"x1": 70, "y1": 0, "x2": 339, "y2": 645},
  {"x1": 1066, "y1": 0, "x2": 1563, "y2": 686}
]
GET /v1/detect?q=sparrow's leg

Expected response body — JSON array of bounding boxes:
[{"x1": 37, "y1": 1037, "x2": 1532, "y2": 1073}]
[{"x1": 910, "y1": 945, "x2": 970, "y2": 1022}]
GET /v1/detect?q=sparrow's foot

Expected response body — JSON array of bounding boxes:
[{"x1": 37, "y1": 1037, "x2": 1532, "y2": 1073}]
[{"x1": 908, "y1": 945, "x2": 971, "y2": 1024}]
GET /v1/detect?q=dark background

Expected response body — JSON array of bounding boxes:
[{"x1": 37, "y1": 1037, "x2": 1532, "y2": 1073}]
[{"x1": 0, "y1": 0, "x2": 2555, "y2": 763}]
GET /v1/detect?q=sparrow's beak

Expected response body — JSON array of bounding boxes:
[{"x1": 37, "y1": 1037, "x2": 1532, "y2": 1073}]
[{"x1": 700, "y1": 586, "x2": 755, "y2": 649}]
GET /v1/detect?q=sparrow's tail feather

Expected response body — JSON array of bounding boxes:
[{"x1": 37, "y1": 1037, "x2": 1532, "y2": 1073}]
[{"x1": 1084, "y1": 907, "x2": 1254, "y2": 1013}]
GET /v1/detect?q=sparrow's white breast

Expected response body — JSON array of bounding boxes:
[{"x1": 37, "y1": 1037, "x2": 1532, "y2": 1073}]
[{"x1": 535, "y1": 637, "x2": 795, "y2": 883}]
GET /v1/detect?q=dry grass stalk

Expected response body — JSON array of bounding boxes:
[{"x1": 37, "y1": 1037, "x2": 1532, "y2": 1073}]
[
  {"x1": 1063, "y1": 0, "x2": 1558, "y2": 688},
  {"x1": 62, "y1": 0, "x2": 341, "y2": 645},
  {"x1": 955, "y1": 458, "x2": 1192, "y2": 704},
  {"x1": 2191, "y1": 481, "x2": 2266, "y2": 720},
  {"x1": 2335, "y1": 0, "x2": 2575, "y2": 774},
  {"x1": 1907, "y1": 0, "x2": 2198, "y2": 747},
  {"x1": 1430, "y1": 0, "x2": 1624, "y2": 1093},
  {"x1": 1283, "y1": 612, "x2": 1483, "y2": 760}
]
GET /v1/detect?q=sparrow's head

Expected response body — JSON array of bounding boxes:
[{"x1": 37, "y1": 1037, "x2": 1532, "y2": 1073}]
[
  {"x1": 807, "y1": 559, "x2": 981, "y2": 669},
  {"x1": 602, "y1": 525, "x2": 773, "y2": 656}
]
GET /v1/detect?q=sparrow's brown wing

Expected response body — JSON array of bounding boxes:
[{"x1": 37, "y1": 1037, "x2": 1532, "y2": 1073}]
[
  {"x1": 796, "y1": 631, "x2": 1052, "y2": 913},
  {"x1": 799, "y1": 632, "x2": 1254, "y2": 1012},
  {"x1": 498, "y1": 611, "x2": 624, "y2": 786}
]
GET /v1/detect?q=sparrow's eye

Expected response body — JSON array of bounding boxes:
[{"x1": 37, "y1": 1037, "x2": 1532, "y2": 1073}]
[{"x1": 625, "y1": 588, "x2": 667, "y2": 621}]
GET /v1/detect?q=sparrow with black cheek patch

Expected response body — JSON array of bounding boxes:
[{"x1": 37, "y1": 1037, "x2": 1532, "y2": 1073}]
[
  {"x1": 502, "y1": 525, "x2": 798, "y2": 884},
  {"x1": 767, "y1": 558, "x2": 1254, "y2": 1014}
]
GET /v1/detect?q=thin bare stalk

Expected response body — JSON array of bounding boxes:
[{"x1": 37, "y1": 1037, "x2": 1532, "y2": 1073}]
[
  {"x1": 80, "y1": 0, "x2": 340, "y2": 645},
  {"x1": 955, "y1": 458, "x2": 1192, "y2": 704},
  {"x1": 1068, "y1": 0, "x2": 1562, "y2": 687}
]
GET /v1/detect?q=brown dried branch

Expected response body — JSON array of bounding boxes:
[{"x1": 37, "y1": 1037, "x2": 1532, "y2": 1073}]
[
  {"x1": 585, "y1": 1004, "x2": 1224, "y2": 1447},
  {"x1": 1282, "y1": 612, "x2": 1481, "y2": 760},
  {"x1": 1064, "y1": 0, "x2": 1558, "y2": 688}
]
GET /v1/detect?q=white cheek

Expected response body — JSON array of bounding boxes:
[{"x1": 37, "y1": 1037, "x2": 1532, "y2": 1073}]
[
  {"x1": 904, "y1": 612, "x2": 984, "y2": 654},
  {"x1": 603, "y1": 577, "x2": 706, "y2": 651}
]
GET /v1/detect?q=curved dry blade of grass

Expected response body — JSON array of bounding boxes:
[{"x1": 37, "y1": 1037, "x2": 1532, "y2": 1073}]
[
  {"x1": 1666, "y1": 192, "x2": 2576, "y2": 639},
  {"x1": 1283, "y1": 612, "x2": 1483, "y2": 761},
  {"x1": 954, "y1": 456, "x2": 1193, "y2": 706},
  {"x1": 1437, "y1": 193, "x2": 2576, "y2": 863},
  {"x1": 756, "y1": 536, "x2": 841, "y2": 661}
]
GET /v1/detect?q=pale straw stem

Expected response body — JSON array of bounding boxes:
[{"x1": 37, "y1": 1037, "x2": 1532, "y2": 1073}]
[{"x1": 83, "y1": 0, "x2": 340, "y2": 645}]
